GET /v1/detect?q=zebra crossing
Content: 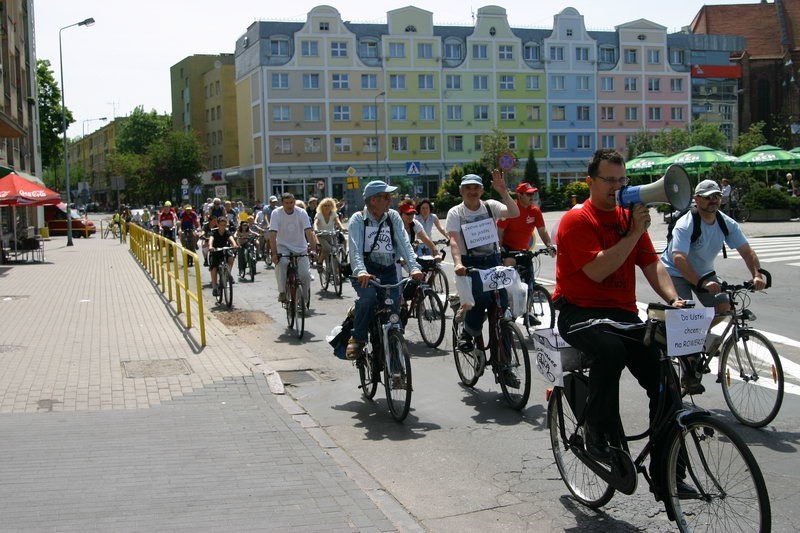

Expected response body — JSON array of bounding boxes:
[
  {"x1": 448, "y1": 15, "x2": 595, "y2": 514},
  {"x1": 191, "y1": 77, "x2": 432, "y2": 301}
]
[{"x1": 651, "y1": 236, "x2": 800, "y2": 267}]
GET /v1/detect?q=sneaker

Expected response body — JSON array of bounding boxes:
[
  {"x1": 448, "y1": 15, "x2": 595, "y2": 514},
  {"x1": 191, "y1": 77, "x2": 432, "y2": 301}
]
[
  {"x1": 212, "y1": 285, "x2": 219, "y2": 297},
  {"x1": 681, "y1": 373, "x2": 705, "y2": 395},
  {"x1": 676, "y1": 480, "x2": 700, "y2": 500},
  {"x1": 584, "y1": 425, "x2": 613, "y2": 465},
  {"x1": 203, "y1": 260, "x2": 208, "y2": 267},
  {"x1": 278, "y1": 292, "x2": 287, "y2": 303},
  {"x1": 458, "y1": 330, "x2": 474, "y2": 352},
  {"x1": 501, "y1": 366, "x2": 521, "y2": 389},
  {"x1": 346, "y1": 337, "x2": 365, "y2": 360}
]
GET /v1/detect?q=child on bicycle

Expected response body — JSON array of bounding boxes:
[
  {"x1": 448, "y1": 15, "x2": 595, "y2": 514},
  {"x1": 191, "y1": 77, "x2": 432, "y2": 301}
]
[
  {"x1": 208, "y1": 217, "x2": 238, "y2": 296},
  {"x1": 234, "y1": 220, "x2": 259, "y2": 278}
]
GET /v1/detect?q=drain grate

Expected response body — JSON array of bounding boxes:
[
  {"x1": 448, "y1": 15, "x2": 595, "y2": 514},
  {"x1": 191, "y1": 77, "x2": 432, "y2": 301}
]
[
  {"x1": 278, "y1": 370, "x2": 317, "y2": 384},
  {"x1": 121, "y1": 358, "x2": 193, "y2": 378}
]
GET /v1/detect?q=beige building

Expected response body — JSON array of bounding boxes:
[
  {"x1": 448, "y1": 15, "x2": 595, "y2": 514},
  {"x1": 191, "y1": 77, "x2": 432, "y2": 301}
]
[{"x1": 66, "y1": 118, "x2": 122, "y2": 207}]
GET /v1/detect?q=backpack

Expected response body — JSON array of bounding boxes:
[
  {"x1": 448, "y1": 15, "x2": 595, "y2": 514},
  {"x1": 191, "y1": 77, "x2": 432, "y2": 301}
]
[{"x1": 666, "y1": 207, "x2": 729, "y2": 258}]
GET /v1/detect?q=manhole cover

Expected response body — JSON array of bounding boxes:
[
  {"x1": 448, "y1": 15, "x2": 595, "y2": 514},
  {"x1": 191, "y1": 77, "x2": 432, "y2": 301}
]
[
  {"x1": 121, "y1": 358, "x2": 193, "y2": 378},
  {"x1": 278, "y1": 370, "x2": 318, "y2": 384}
]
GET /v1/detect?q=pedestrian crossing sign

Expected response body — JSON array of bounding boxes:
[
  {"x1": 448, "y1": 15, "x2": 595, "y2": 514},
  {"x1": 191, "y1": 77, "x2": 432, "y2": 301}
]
[{"x1": 406, "y1": 161, "x2": 421, "y2": 176}]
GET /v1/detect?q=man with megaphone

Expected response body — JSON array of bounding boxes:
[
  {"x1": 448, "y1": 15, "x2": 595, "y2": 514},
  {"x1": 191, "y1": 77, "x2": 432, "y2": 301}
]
[{"x1": 553, "y1": 149, "x2": 686, "y2": 466}]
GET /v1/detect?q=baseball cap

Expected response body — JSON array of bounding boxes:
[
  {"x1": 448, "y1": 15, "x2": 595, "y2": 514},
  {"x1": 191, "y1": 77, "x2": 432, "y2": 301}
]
[
  {"x1": 363, "y1": 180, "x2": 398, "y2": 199},
  {"x1": 269, "y1": 195, "x2": 278, "y2": 202},
  {"x1": 516, "y1": 182, "x2": 538, "y2": 195},
  {"x1": 399, "y1": 204, "x2": 417, "y2": 215},
  {"x1": 694, "y1": 179, "x2": 722, "y2": 197},
  {"x1": 164, "y1": 201, "x2": 172, "y2": 207},
  {"x1": 460, "y1": 174, "x2": 484, "y2": 187}
]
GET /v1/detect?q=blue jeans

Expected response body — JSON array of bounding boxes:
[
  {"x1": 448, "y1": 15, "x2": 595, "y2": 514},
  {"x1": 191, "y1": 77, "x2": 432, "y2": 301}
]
[
  {"x1": 461, "y1": 253, "x2": 506, "y2": 337},
  {"x1": 351, "y1": 262, "x2": 399, "y2": 343}
]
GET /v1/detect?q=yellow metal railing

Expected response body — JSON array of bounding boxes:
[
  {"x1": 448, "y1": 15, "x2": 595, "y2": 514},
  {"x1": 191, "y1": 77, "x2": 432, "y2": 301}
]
[{"x1": 128, "y1": 224, "x2": 207, "y2": 346}]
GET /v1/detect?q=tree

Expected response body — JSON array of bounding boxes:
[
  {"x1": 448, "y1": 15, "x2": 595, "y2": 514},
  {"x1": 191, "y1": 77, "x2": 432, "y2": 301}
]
[
  {"x1": 37, "y1": 59, "x2": 74, "y2": 171},
  {"x1": 144, "y1": 130, "x2": 204, "y2": 201},
  {"x1": 732, "y1": 121, "x2": 767, "y2": 155},
  {"x1": 651, "y1": 128, "x2": 691, "y2": 154},
  {"x1": 626, "y1": 130, "x2": 654, "y2": 159},
  {"x1": 479, "y1": 126, "x2": 516, "y2": 174},
  {"x1": 523, "y1": 149, "x2": 540, "y2": 189},
  {"x1": 688, "y1": 121, "x2": 727, "y2": 151},
  {"x1": 436, "y1": 161, "x2": 490, "y2": 212},
  {"x1": 116, "y1": 106, "x2": 171, "y2": 155}
]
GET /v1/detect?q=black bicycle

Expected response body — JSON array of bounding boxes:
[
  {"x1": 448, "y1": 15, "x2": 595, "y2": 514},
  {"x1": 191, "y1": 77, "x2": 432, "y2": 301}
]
[
  {"x1": 315, "y1": 229, "x2": 346, "y2": 297},
  {"x1": 240, "y1": 235, "x2": 258, "y2": 282},
  {"x1": 210, "y1": 247, "x2": 237, "y2": 308},
  {"x1": 278, "y1": 253, "x2": 311, "y2": 340},
  {"x1": 421, "y1": 238, "x2": 450, "y2": 302},
  {"x1": 548, "y1": 303, "x2": 770, "y2": 532},
  {"x1": 399, "y1": 263, "x2": 446, "y2": 348},
  {"x1": 503, "y1": 247, "x2": 556, "y2": 334}
]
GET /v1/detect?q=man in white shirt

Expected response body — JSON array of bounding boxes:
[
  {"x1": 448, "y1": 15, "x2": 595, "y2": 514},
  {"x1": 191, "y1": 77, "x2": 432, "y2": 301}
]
[{"x1": 269, "y1": 193, "x2": 319, "y2": 304}]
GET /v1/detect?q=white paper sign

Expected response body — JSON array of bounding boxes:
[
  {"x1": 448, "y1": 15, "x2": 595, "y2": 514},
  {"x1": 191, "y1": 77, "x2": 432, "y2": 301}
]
[
  {"x1": 363, "y1": 226, "x2": 394, "y2": 253},
  {"x1": 462, "y1": 218, "x2": 498, "y2": 250},
  {"x1": 532, "y1": 328, "x2": 582, "y2": 387},
  {"x1": 664, "y1": 307, "x2": 715, "y2": 357},
  {"x1": 477, "y1": 266, "x2": 517, "y2": 292}
]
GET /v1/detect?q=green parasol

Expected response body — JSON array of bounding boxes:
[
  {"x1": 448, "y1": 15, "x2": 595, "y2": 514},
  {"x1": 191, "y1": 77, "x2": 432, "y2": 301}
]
[
  {"x1": 737, "y1": 145, "x2": 800, "y2": 170},
  {"x1": 653, "y1": 145, "x2": 740, "y2": 174},
  {"x1": 625, "y1": 152, "x2": 666, "y2": 176}
]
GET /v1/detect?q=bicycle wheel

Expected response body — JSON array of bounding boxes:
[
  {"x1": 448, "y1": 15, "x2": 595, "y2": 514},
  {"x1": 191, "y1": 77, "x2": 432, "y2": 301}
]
[
  {"x1": 498, "y1": 320, "x2": 532, "y2": 410},
  {"x1": 738, "y1": 206, "x2": 751, "y2": 223},
  {"x1": 429, "y1": 267, "x2": 450, "y2": 301},
  {"x1": 222, "y1": 265, "x2": 233, "y2": 308},
  {"x1": 358, "y1": 348, "x2": 379, "y2": 400},
  {"x1": 383, "y1": 329, "x2": 412, "y2": 422},
  {"x1": 331, "y1": 255, "x2": 343, "y2": 297},
  {"x1": 248, "y1": 249, "x2": 256, "y2": 282},
  {"x1": 320, "y1": 256, "x2": 330, "y2": 291},
  {"x1": 216, "y1": 269, "x2": 224, "y2": 306},
  {"x1": 416, "y1": 289, "x2": 446, "y2": 348},
  {"x1": 548, "y1": 388, "x2": 615, "y2": 508},
  {"x1": 522, "y1": 284, "x2": 555, "y2": 332},
  {"x1": 719, "y1": 329, "x2": 784, "y2": 427},
  {"x1": 452, "y1": 317, "x2": 481, "y2": 387},
  {"x1": 664, "y1": 415, "x2": 770, "y2": 533},
  {"x1": 293, "y1": 283, "x2": 305, "y2": 339},
  {"x1": 285, "y1": 280, "x2": 296, "y2": 328}
]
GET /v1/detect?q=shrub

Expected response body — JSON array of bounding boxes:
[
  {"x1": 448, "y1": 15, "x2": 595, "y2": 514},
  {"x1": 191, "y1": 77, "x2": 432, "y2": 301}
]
[
  {"x1": 740, "y1": 187, "x2": 793, "y2": 210},
  {"x1": 563, "y1": 181, "x2": 590, "y2": 205}
]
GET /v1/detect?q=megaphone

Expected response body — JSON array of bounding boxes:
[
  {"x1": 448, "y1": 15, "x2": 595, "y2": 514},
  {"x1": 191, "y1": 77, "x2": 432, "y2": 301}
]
[{"x1": 616, "y1": 164, "x2": 692, "y2": 211}]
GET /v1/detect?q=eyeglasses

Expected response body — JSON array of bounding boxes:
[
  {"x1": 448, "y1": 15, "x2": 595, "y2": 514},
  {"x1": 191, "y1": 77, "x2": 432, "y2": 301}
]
[
  {"x1": 593, "y1": 176, "x2": 630, "y2": 186},
  {"x1": 699, "y1": 194, "x2": 722, "y2": 201}
]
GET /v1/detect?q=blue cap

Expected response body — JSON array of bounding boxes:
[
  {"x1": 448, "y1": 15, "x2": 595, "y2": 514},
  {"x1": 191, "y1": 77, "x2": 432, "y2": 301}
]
[
  {"x1": 363, "y1": 180, "x2": 398, "y2": 199},
  {"x1": 460, "y1": 174, "x2": 484, "y2": 187}
]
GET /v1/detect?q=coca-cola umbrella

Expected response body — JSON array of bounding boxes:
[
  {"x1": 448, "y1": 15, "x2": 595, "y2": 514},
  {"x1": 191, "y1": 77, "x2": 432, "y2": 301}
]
[{"x1": 0, "y1": 172, "x2": 61, "y2": 254}]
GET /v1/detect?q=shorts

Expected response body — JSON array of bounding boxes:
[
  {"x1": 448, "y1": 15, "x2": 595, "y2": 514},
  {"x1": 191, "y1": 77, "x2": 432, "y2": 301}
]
[
  {"x1": 671, "y1": 275, "x2": 729, "y2": 308},
  {"x1": 208, "y1": 250, "x2": 232, "y2": 269}
]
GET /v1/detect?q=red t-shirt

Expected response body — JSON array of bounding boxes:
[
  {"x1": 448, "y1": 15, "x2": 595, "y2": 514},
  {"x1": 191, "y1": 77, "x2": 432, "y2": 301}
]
[
  {"x1": 553, "y1": 199, "x2": 657, "y2": 313},
  {"x1": 497, "y1": 202, "x2": 545, "y2": 250}
]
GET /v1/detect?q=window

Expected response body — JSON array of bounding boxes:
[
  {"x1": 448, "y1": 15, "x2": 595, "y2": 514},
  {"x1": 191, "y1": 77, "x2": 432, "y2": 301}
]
[
  {"x1": 523, "y1": 44, "x2": 540, "y2": 61},
  {"x1": 418, "y1": 43, "x2": 433, "y2": 58},
  {"x1": 420, "y1": 136, "x2": 436, "y2": 151},
  {"x1": 649, "y1": 106, "x2": 662, "y2": 121},
  {"x1": 444, "y1": 42, "x2": 462, "y2": 59},
  {"x1": 575, "y1": 47, "x2": 589, "y2": 61},
  {"x1": 333, "y1": 105, "x2": 350, "y2": 121},
  {"x1": 473, "y1": 75, "x2": 488, "y2": 90},
  {"x1": 671, "y1": 107, "x2": 684, "y2": 121},
  {"x1": 720, "y1": 123, "x2": 733, "y2": 139},
  {"x1": 474, "y1": 105, "x2": 489, "y2": 120},
  {"x1": 333, "y1": 137, "x2": 352, "y2": 153},
  {"x1": 360, "y1": 41, "x2": 379, "y2": 58},
  {"x1": 362, "y1": 105, "x2": 377, "y2": 122},
  {"x1": 625, "y1": 106, "x2": 638, "y2": 121},
  {"x1": 447, "y1": 105, "x2": 463, "y2": 121},
  {"x1": 389, "y1": 74, "x2": 406, "y2": 90},
  {"x1": 551, "y1": 105, "x2": 566, "y2": 121},
  {"x1": 670, "y1": 78, "x2": 683, "y2": 92},
  {"x1": 446, "y1": 75, "x2": 461, "y2": 90},
  {"x1": 319, "y1": 22, "x2": 329, "y2": 31},
  {"x1": 332, "y1": 73, "x2": 349, "y2": 89},
  {"x1": 418, "y1": 74, "x2": 434, "y2": 90},
  {"x1": 507, "y1": 135, "x2": 517, "y2": 149},
  {"x1": 274, "y1": 137, "x2": 292, "y2": 154},
  {"x1": 389, "y1": 42, "x2": 405, "y2": 58},
  {"x1": 566, "y1": 28, "x2": 573, "y2": 37},
  {"x1": 363, "y1": 137, "x2": 378, "y2": 153},
  {"x1": 419, "y1": 105, "x2": 435, "y2": 121},
  {"x1": 577, "y1": 75, "x2": 590, "y2": 91},
  {"x1": 361, "y1": 74, "x2": 377, "y2": 90},
  {"x1": 671, "y1": 49, "x2": 685, "y2": 64},
  {"x1": 529, "y1": 135, "x2": 542, "y2": 150},
  {"x1": 526, "y1": 105, "x2": 541, "y2": 121},
  {"x1": 577, "y1": 106, "x2": 591, "y2": 121},
  {"x1": 552, "y1": 135, "x2": 566, "y2": 149},
  {"x1": 499, "y1": 45, "x2": 513, "y2": 60},
  {"x1": 447, "y1": 135, "x2": 464, "y2": 151},
  {"x1": 550, "y1": 46, "x2": 564, "y2": 61},
  {"x1": 331, "y1": 41, "x2": 348, "y2": 57},
  {"x1": 624, "y1": 77, "x2": 638, "y2": 92},
  {"x1": 526, "y1": 75, "x2": 540, "y2": 90},
  {"x1": 648, "y1": 78, "x2": 661, "y2": 92},
  {"x1": 500, "y1": 105, "x2": 515, "y2": 120},
  {"x1": 301, "y1": 40, "x2": 318, "y2": 57},
  {"x1": 270, "y1": 39, "x2": 289, "y2": 56},
  {"x1": 391, "y1": 105, "x2": 407, "y2": 121},
  {"x1": 720, "y1": 104, "x2": 733, "y2": 121},
  {"x1": 304, "y1": 105, "x2": 321, "y2": 122},
  {"x1": 391, "y1": 136, "x2": 408, "y2": 152},
  {"x1": 624, "y1": 49, "x2": 637, "y2": 64},
  {"x1": 601, "y1": 77, "x2": 614, "y2": 91},
  {"x1": 271, "y1": 73, "x2": 289, "y2": 89},
  {"x1": 551, "y1": 75, "x2": 565, "y2": 90},
  {"x1": 472, "y1": 44, "x2": 488, "y2": 59},
  {"x1": 273, "y1": 105, "x2": 290, "y2": 122},
  {"x1": 600, "y1": 106, "x2": 615, "y2": 120},
  {"x1": 499, "y1": 75, "x2": 515, "y2": 90},
  {"x1": 474, "y1": 136, "x2": 483, "y2": 152},
  {"x1": 577, "y1": 135, "x2": 591, "y2": 149},
  {"x1": 302, "y1": 73, "x2": 319, "y2": 89},
  {"x1": 647, "y1": 49, "x2": 660, "y2": 64},
  {"x1": 602, "y1": 135, "x2": 615, "y2": 149},
  {"x1": 599, "y1": 47, "x2": 615, "y2": 63},
  {"x1": 304, "y1": 137, "x2": 322, "y2": 153}
]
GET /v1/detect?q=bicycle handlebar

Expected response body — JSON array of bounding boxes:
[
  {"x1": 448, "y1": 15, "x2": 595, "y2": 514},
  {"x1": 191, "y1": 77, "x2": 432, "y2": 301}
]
[
  {"x1": 698, "y1": 268, "x2": 772, "y2": 293},
  {"x1": 348, "y1": 276, "x2": 412, "y2": 290}
]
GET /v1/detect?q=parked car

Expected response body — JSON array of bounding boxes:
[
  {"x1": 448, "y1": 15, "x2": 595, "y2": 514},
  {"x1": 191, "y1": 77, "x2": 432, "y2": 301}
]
[{"x1": 44, "y1": 203, "x2": 97, "y2": 237}]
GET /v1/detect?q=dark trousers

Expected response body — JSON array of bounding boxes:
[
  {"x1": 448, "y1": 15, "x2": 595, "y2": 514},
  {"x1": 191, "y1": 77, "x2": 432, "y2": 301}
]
[{"x1": 461, "y1": 253, "x2": 507, "y2": 336}]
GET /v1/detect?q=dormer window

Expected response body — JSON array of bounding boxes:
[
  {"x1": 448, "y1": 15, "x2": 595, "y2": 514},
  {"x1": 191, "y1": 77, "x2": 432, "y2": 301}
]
[
  {"x1": 405, "y1": 25, "x2": 417, "y2": 32},
  {"x1": 566, "y1": 29, "x2": 573, "y2": 37},
  {"x1": 319, "y1": 22, "x2": 329, "y2": 31}
]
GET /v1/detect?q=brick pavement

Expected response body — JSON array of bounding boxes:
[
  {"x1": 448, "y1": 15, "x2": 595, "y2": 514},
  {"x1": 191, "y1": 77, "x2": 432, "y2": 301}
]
[{"x1": 0, "y1": 236, "x2": 420, "y2": 531}]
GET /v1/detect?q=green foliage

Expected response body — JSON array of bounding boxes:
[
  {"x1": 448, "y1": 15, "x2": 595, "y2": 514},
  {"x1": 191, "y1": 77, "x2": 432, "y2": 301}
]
[
  {"x1": 741, "y1": 187, "x2": 794, "y2": 209},
  {"x1": 688, "y1": 121, "x2": 727, "y2": 151},
  {"x1": 145, "y1": 131, "x2": 205, "y2": 201},
  {"x1": 436, "y1": 161, "x2": 490, "y2": 213},
  {"x1": 626, "y1": 131, "x2": 653, "y2": 159},
  {"x1": 37, "y1": 59, "x2": 74, "y2": 171},
  {"x1": 732, "y1": 121, "x2": 767, "y2": 156},
  {"x1": 479, "y1": 126, "x2": 516, "y2": 176},
  {"x1": 523, "y1": 149, "x2": 540, "y2": 189},
  {"x1": 628, "y1": 122, "x2": 727, "y2": 160},
  {"x1": 563, "y1": 181, "x2": 589, "y2": 204},
  {"x1": 651, "y1": 128, "x2": 691, "y2": 154},
  {"x1": 116, "y1": 106, "x2": 171, "y2": 155},
  {"x1": 768, "y1": 112, "x2": 792, "y2": 149}
]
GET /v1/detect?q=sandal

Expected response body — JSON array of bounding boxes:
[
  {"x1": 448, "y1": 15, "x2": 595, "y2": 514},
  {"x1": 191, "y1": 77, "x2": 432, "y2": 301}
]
[{"x1": 346, "y1": 337, "x2": 365, "y2": 360}]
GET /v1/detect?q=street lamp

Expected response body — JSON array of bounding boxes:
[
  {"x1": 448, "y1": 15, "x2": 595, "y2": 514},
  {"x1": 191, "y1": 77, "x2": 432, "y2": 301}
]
[
  {"x1": 82, "y1": 116, "x2": 107, "y2": 137},
  {"x1": 59, "y1": 16, "x2": 95, "y2": 246},
  {"x1": 374, "y1": 91, "x2": 385, "y2": 179}
]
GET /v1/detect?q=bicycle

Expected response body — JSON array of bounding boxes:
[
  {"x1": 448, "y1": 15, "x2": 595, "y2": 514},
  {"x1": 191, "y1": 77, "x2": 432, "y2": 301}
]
[
  {"x1": 688, "y1": 269, "x2": 782, "y2": 427},
  {"x1": 315, "y1": 229, "x2": 346, "y2": 297},
  {"x1": 277, "y1": 252, "x2": 312, "y2": 339},
  {"x1": 399, "y1": 264, "x2": 446, "y2": 348},
  {"x1": 727, "y1": 189, "x2": 750, "y2": 222},
  {"x1": 547, "y1": 303, "x2": 770, "y2": 532},
  {"x1": 240, "y1": 235, "x2": 258, "y2": 282},
  {"x1": 420, "y1": 238, "x2": 450, "y2": 301},
  {"x1": 211, "y1": 247, "x2": 237, "y2": 308},
  {"x1": 451, "y1": 265, "x2": 532, "y2": 410},
  {"x1": 354, "y1": 277, "x2": 413, "y2": 422},
  {"x1": 503, "y1": 247, "x2": 556, "y2": 334},
  {"x1": 103, "y1": 219, "x2": 120, "y2": 240}
]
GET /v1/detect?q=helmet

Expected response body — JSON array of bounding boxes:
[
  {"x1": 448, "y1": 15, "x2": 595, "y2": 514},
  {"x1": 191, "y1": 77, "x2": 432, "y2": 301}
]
[{"x1": 164, "y1": 201, "x2": 172, "y2": 207}]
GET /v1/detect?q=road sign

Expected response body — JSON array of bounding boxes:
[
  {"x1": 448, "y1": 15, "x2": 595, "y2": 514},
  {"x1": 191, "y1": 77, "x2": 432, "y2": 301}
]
[
  {"x1": 346, "y1": 176, "x2": 360, "y2": 190},
  {"x1": 406, "y1": 161, "x2": 421, "y2": 176},
  {"x1": 346, "y1": 166, "x2": 357, "y2": 176},
  {"x1": 181, "y1": 186, "x2": 189, "y2": 200},
  {"x1": 214, "y1": 185, "x2": 227, "y2": 198},
  {"x1": 181, "y1": 178, "x2": 189, "y2": 186},
  {"x1": 193, "y1": 185, "x2": 203, "y2": 195},
  {"x1": 498, "y1": 152, "x2": 515, "y2": 170}
]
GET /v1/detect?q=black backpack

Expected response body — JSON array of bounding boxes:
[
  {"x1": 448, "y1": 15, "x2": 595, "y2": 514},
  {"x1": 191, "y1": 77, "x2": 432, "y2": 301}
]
[{"x1": 666, "y1": 207, "x2": 729, "y2": 258}]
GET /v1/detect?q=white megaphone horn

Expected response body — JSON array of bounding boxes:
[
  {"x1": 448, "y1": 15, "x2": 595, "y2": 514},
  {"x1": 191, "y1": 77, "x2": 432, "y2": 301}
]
[{"x1": 616, "y1": 164, "x2": 692, "y2": 211}]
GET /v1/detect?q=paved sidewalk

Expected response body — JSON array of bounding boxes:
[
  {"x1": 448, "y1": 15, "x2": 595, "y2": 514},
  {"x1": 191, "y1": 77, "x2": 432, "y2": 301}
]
[{"x1": 0, "y1": 236, "x2": 420, "y2": 531}]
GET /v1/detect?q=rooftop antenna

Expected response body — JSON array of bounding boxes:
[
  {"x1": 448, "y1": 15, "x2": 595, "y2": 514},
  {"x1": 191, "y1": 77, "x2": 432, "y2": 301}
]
[
  {"x1": 471, "y1": 6, "x2": 475, "y2": 24},
  {"x1": 107, "y1": 100, "x2": 119, "y2": 119}
]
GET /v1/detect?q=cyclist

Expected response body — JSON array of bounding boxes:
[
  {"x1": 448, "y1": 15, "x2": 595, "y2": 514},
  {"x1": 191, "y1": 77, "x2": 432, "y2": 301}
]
[
  {"x1": 158, "y1": 201, "x2": 178, "y2": 241},
  {"x1": 660, "y1": 179, "x2": 766, "y2": 394},
  {"x1": 313, "y1": 197, "x2": 346, "y2": 274},
  {"x1": 199, "y1": 216, "x2": 218, "y2": 267},
  {"x1": 414, "y1": 199, "x2": 447, "y2": 255},
  {"x1": 554, "y1": 149, "x2": 684, "y2": 468},
  {"x1": 345, "y1": 181, "x2": 424, "y2": 360},
  {"x1": 234, "y1": 220, "x2": 259, "y2": 278},
  {"x1": 179, "y1": 204, "x2": 200, "y2": 266},
  {"x1": 398, "y1": 200, "x2": 439, "y2": 259},
  {"x1": 446, "y1": 171, "x2": 519, "y2": 380},
  {"x1": 208, "y1": 217, "x2": 237, "y2": 297},
  {"x1": 269, "y1": 192, "x2": 319, "y2": 305},
  {"x1": 497, "y1": 182, "x2": 555, "y2": 265}
]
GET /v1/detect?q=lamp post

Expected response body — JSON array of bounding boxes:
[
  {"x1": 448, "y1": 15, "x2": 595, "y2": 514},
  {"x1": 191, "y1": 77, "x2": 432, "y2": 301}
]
[
  {"x1": 59, "y1": 17, "x2": 95, "y2": 246},
  {"x1": 82, "y1": 116, "x2": 107, "y2": 137},
  {"x1": 374, "y1": 91, "x2": 385, "y2": 179}
]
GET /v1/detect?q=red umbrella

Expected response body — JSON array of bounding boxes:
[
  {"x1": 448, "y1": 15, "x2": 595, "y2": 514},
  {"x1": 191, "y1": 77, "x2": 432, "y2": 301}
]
[{"x1": 0, "y1": 172, "x2": 61, "y2": 206}]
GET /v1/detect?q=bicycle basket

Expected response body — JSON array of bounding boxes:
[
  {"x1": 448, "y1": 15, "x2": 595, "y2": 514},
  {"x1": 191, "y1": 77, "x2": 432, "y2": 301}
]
[{"x1": 532, "y1": 328, "x2": 584, "y2": 387}]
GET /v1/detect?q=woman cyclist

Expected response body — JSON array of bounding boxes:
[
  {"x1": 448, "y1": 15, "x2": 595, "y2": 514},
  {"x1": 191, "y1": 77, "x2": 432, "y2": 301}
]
[
  {"x1": 234, "y1": 219, "x2": 259, "y2": 278},
  {"x1": 313, "y1": 197, "x2": 346, "y2": 274},
  {"x1": 414, "y1": 199, "x2": 447, "y2": 256}
]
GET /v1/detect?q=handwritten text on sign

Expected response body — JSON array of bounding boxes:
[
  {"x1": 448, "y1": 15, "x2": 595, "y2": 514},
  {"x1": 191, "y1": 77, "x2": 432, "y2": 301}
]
[
  {"x1": 462, "y1": 218, "x2": 498, "y2": 250},
  {"x1": 664, "y1": 307, "x2": 714, "y2": 357}
]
